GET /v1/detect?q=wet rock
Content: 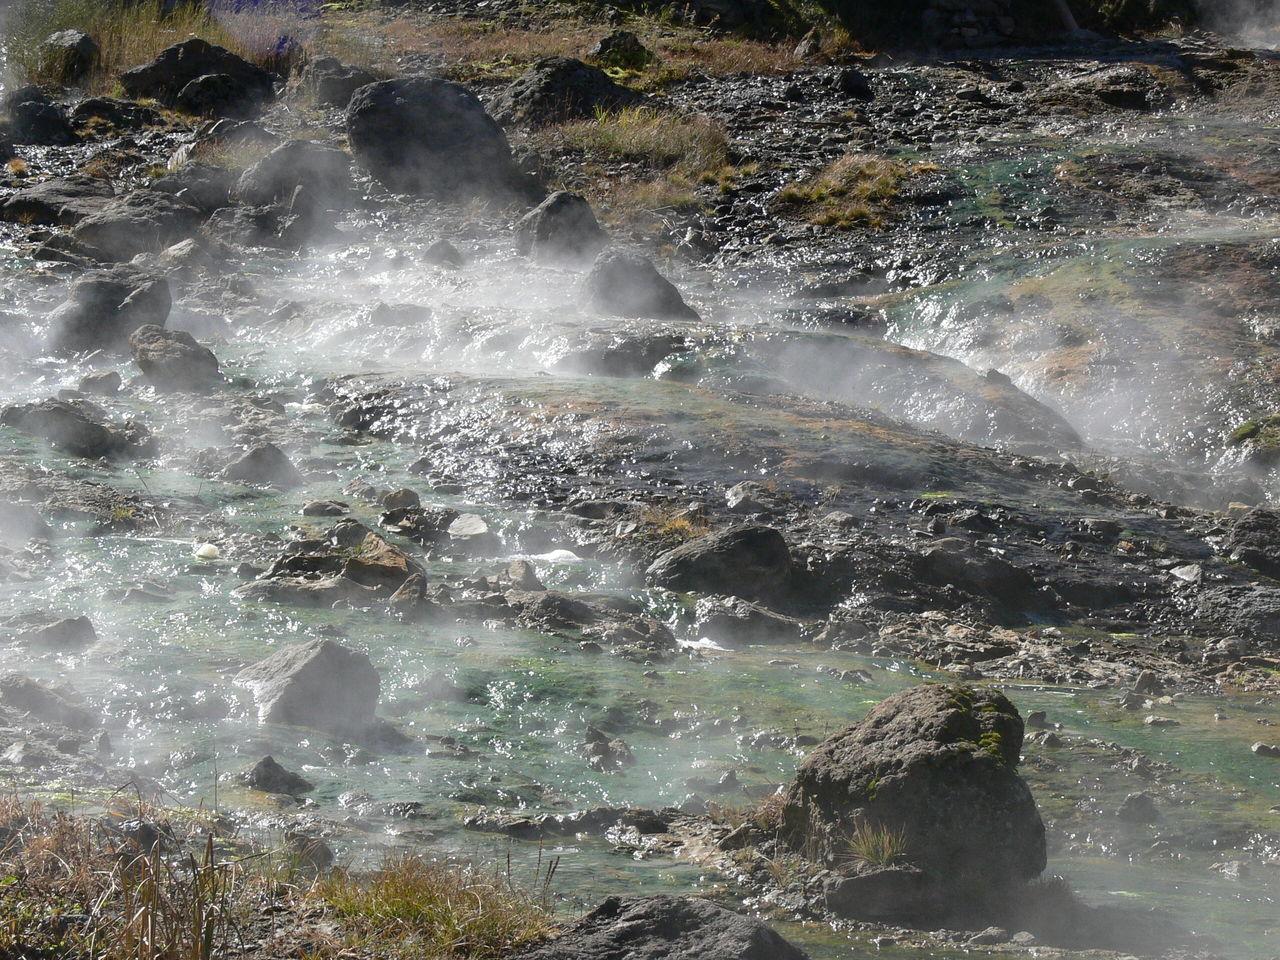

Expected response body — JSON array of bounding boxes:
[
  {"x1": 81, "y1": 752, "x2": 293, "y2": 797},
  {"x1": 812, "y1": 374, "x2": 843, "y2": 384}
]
[
  {"x1": 235, "y1": 140, "x2": 354, "y2": 209},
  {"x1": 0, "y1": 674, "x2": 96, "y2": 731},
  {"x1": 346, "y1": 77, "x2": 535, "y2": 201},
  {"x1": 2, "y1": 87, "x2": 75, "y2": 145},
  {"x1": 646, "y1": 525, "x2": 792, "y2": 602},
  {"x1": 7, "y1": 614, "x2": 97, "y2": 650},
  {"x1": 831, "y1": 65, "x2": 874, "y2": 101},
  {"x1": 234, "y1": 574, "x2": 375, "y2": 608},
  {"x1": 588, "y1": 31, "x2": 651, "y2": 69},
  {"x1": 1252, "y1": 742, "x2": 1280, "y2": 758},
  {"x1": 174, "y1": 71, "x2": 267, "y2": 119},
  {"x1": 70, "y1": 96, "x2": 162, "y2": 131},
  {"x1": 0, "y1": 398, "x2": 153, "y2": 459},
  {"x1": 915, "y1": 538, "x2": 1038, "y2": 613},
  {"x1": 382, "y1": 488, "x2": 420, "y2": 511},
  {"x1": 120, "y1": 39, "x2": 276, "y2": 108},
  {"x1": 78, "y1": 371, "x2": 122, "y2": 396},
  {"x1": 38, "y1": 30, "x2": 97, "y2": 84},
  {"x1": 582, "y1": 724, "x2": 635, "y2": 772},
  {"x1": 968, "y1": 927, "x2": 1011, "y2": 945},
  {"x1": 0, "y1": 174, "x2": 116, "y2": 226},
  {"x1": 234, "y1": 638, "x2": 381, "y2": 735},
  {"x1": 150, "y1": 163, "x2": 235, "y2": 213},
  {"x1": 492, "y1": 57, "x2": 643, "y2": 127},
  {"x1": 583, "y1": 250, "x2": 699, "y2": 321},
  {"x1": 514, "y1": 191, "x2": 607, "y2": 264},
  {"x1": 1117, "y1": 791, "x2": 1160, "y2": 823},
  {"x1": 222, "y1": 443, "x2": 304, "y2": 489},
  {"x1": 423, "y1": 238, "x2": 465, "y2": 267},
  {"x1": 515, "y1": 895, "x2": 808, "y2": 960},
  {"x1": 71, "y1": 190, "x2": 204, "y2": 261},
  {"x1": 240, "y1": 755, "x2": 314, "y2": 795},
  {"x1": 302, "y1": 499, "x2": 349, "y2": 517},
  {"x1": 333, "y1": 521, "x2": 421, "y2": 591},
  {"x1": 0, "y1": 501, "x2": 51, "y2": 543},
  {"x1": 782, "y1": 684, "x2": 1045, "y2": 892},
  {"x1": 298, "y1": 56, "x2": 377, "y2": 108},
  {"x1": 692, "y1": 595, "x2": 805, "y2": 645},
  {"x1": 128, "y1": 325, "x2": 221, "y2": 392},
  {"x1": 825, "y1": 866, "x2": 930, "y2": 923},
  {"x1": 1222, "y1": 508, "x2": 1280, "y2": 578}
]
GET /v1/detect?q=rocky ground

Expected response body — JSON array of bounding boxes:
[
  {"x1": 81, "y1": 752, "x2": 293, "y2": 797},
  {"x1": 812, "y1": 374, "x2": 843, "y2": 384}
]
[{"x1": 1, "y1": 1, "x2": 1279, "y2": 958}]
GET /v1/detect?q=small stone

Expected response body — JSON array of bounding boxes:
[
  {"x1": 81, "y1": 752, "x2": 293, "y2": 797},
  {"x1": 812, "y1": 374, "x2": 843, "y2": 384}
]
[
  {"x1": 1252, "y1": 742, "x2": 1280, "y2": 758},
  {"x1": 1144, "y1": 715, "x2": 1178, "y2": 727},
  {"x1": 967, "y1": 927, "x2": 1009, "y2": 945}
]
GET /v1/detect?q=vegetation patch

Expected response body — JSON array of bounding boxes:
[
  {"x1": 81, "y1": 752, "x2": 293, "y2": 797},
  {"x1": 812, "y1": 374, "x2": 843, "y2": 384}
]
[
  {"x1": 776, "y1": 152, "x2": 937, "y2": 229},
  {"x1": 842, "y1": 820, "x2": 909, "y2": 868}
]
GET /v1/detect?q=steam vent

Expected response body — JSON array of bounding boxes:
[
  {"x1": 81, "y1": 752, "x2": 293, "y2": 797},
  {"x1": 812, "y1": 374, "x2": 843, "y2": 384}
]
[{"x1": 1, "y1": 0, "x2": 1279, "y2": 958}]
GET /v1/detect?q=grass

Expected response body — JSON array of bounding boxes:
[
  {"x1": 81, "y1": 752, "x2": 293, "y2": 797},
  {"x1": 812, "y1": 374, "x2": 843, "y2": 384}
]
[
  {"x1": 842, "y1": 820, "x2": 909, "y2": 868},
  {"x1": 3, "y1": 0, "x2": 308, "y2": 93},
  {"x1": 776, "y1": 153, "x2": 938, "y2": 229},
  {"x1": 314, "y1": 854, "x2": 557, "y2": 960},
  {"x1": 638, "y1": 503, "x2": 713, "y2": 543}
]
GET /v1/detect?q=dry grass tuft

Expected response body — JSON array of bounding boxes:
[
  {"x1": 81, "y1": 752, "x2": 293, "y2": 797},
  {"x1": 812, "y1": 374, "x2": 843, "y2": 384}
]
[
  {"x1": 3, "y1": 0, "x2": 308, "y2": 93},
  {"x1": 776, "y1": 153, "x2": 938, "y2": 229},
  {"x1": 842, "y1": 820, "x2": 909, "y2": 867},
  {"x1": 638, "y1": 503, "x2": 713, "y2": 542},
  {"x1": 314, "y1": 853, "x2": 557, "y2": 960}
]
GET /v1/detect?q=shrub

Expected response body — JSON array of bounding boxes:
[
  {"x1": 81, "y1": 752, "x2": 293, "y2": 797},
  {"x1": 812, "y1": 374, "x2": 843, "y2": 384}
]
[{"x1": 842, "y1": 820, "x2": 909, "y2": 867}]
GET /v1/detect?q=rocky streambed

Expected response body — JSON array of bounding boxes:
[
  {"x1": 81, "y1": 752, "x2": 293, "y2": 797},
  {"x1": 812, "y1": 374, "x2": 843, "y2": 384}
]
[{"x1": 0, "y1": 4, "x2": 1278, "y2": 958}]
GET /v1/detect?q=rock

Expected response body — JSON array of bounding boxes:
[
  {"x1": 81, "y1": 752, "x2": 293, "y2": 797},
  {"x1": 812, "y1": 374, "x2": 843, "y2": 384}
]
[
  {"x1": 0, "y1": 674, "x2": 96, "y2": 730},
  {"x1": 582, "y1": 725, "x2": 635, "y2": 772},
  {"x1": 968, "y1": 927, "x2": 1011, "y2": 945},
  {"x1": 423, "y1": 238, "x2": 464, "y2": 267},
  {"x1": 284, "y1": 831, "x2": 334, "y2": 870},
  {"x1": 382, "y1": 488, "x2": 420, "y2": 511},
  {"x1": 11, "y1": 614, "x2": 97, "y2": 650},
  {"x1": 120, "y1": 39, "x2": 276, "y2": 108},
  {"x1": 1144, "y1": 715, "x2": 1179, "y2": 727},
  {"x1": 299, "y1": 56, "x2": 377, "y2": 108},
  {"x1": 45, "y1": 266, "x2": 171, "y2": 353},
  {"x1": 2, "y1": 88, "x2": 76, "y2": 145},
  {"x1": 128, "y1": 325, "x2": 221, "y2": 392},
  {"x1": 0, "y1": 174, "x2": 116, "y2": 226},
  {"x1": 492, "y1": 57, "x2": 643, "y2": 127},
  {"x1": 222, "y1": 443, "x2": 304, "y2": 489},
  {"x1": 235, "y1": 139, "x2": 354, "y2": 209},
  {"x1": 71, "y1": 189, "x2": 204, "y2": 261},
  {"x1": 234, "y1": 638, "x2": 381, "y2": 735},
  {"x1": 692, "y1": 595, "x2": 805, "y2": 645},
  {"x1": 832, "y1": 65, "x2": 874, "y2": 101},
  {"x1": 240, "y1": 755, "x2": 314, "y2": 795},
  {"x1": 78, "y1": 371, "x2": 123, "y2": 395},
  {"x1": 40, "y1": 30, "x2": 99, "y2": 84},
  {"x1": 824, "y1": 865, "x2": 929, "y2": 922},
  {"x1": 302, "y1": 500, "x2": 349, "y2": 517},
  {"x1": 0, "y1": 500, "x2": 51, "y2": 543},
  {"x1": 589, "y1": 31, "x2": 651, "y2": 69},
  {"x1": 70, "y1": 97, "x2": 162, "y2": 131},
  {"x1": 335, "y1": 523, "x2": 421, "y2": 591},
  {"x1": 583, "y1": 250, "x2": 699, "y2": 321},
  {"x1": 646, "y1": 525, "x2": 792, "y2": 601},
  {"x1": 782, "y1": 684, "x2": 1045, "y2": 891},
  {"x1": 1252, "y1": 742, "x2": 1280, "y2": 758},
  {"x1": 172, "y1": 72, "x2": 263, "y2": 119},
  {"x1": 915, "y1": 538, "x2": 1038, "y2": 610},
  {"x1": 346, "y1": 77, "x2": 535, "y2": 201},
  {"x1": 514, "y1": 896, "x2": 809, "y2": 960},
  {"x1": 0, "y1": 398, "x2": 153, "y2": 459},
  {"x1": 1223, "y1": 508, "x2": 1280, "y2": 578},
  {"x1": 1117, "y1": 791, "x2": 1160, "y2": 823},
  {"x1": 1133, "y1": 669, "x2": 1163, "y2": 695},
  {"x1": 514, "y1": 191, "x2": 607, "y2": 264}
]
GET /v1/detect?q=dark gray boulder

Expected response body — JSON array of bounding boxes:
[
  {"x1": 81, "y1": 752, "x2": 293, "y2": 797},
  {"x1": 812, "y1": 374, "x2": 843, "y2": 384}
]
[
  {"x1": 0, "y1": 398, "x2": 153, "y2": 459},
  {"x1": 515, "y1": 191, "x2": 607, "y2": 264},
  {"x1": 646, "y1": 525, "x2": 792, "y2": 601},
  {"x1": 0, "y1": 175, "x2": 116, "y2": 226},
  {"x1": 174, "y1": 72, "x2": 265, "y2": 119},
  {"x1": 345, "y1": 77, "x2": 536, "y2": 201},
  {"x1": 3, "y1": 89, "x2": 75, "y2": 145},
  {"x1": 6, "y1": 614, "x2": 97, "y2": 650},
  {"x1": 515, "y1": 895, "x2": 808, "y2": 960},
  {"x1": 583, "y1": 250, "x2": 699, "y2": 321},
  {"x1": 70, "y1": 97, "x2": 162, "y2": 131},
  {"x1": 234, "y1": 638, "x2": 381, "y2": 735},
  {"x1": 914, "y1": 538, "x2": 1039, "y2": 610},
  {"x1": 222, "y1": 442, "x2": 304, "y2": 489},
  {"x1": 589, "y1": 31, "x2": 652, "y2": 69},
  {"x1": 120, "y1": 39, "x2": 275, "y2": 108},
  {"x1": 299, "y1": 56, "x2": 377, "y2": 108},
  {"x1": 40, "y1": 30, "x2": 99, "y2": 84},
  {"x1": 1222, "y1": 508, "x2": 1280, "y2": 579},
  {"x1": 0, "y1": 674, "x2": 97, "y2": 731},
  {"x1": 128, "y1": 324, "x2": 222, "y2": 392},
  {"x1": 240, "y1": 755, "x2": 314, "y2": 795},
  {"x1": 491, "y1": 57, "x2": 643, "y2": 127},
  {"x1": 235, "y1": 139, "x2": 353, "y2": 208},
  {"x1": 71, "y1": 189, "x2": 204, "y2": 261},
  {"x1": 782, "y1": 684, "x2": 1046, "y2": 893},
  {"x1": 151, "y1": 163, "x2": 235, "y2": 213},
  {"x1": 45, "y1": 265, "x2": 171, "y2": 352}
]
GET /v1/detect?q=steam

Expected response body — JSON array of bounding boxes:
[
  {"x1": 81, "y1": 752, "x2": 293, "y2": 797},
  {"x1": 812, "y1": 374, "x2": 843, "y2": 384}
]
[{"x1": 1197, "y1": 0, "x2": 1280, "y2": 47}]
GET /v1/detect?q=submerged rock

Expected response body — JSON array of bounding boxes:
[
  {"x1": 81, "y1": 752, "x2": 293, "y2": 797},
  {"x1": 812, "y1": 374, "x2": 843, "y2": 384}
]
[
  {"x1": 492, "y1": 56, "x2": 643, "y2": 127},
  {"x1": 515, "y1": 191, "x2": 607, "y2": 264},
  {"x1": 346, "y1": 77, "x2": 535, "y2": 201},
  {"x1": 234, "y1": 638, "x2": 381, "y2": 735},
  {"x1": 515, "y1": 895, "x2": 809, "y2": 960},
  {"x1": 128, "y1": 324, "x2": 222, "y2": 392},
  {"x1": 583, "y1": 251, "x2": 699, "y2": 321},
  {"x1": 646, "y1": 525, "x2": 792, "y2": 601},
  {"x1": 782, "y1": 683, "x2": 1045, "y2": 904}
]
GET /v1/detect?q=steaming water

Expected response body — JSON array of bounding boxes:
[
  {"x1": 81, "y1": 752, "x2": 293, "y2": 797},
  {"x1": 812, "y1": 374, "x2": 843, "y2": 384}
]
[{"x1": 3, "y1": 38, "x2": 1280, "y2": 960}]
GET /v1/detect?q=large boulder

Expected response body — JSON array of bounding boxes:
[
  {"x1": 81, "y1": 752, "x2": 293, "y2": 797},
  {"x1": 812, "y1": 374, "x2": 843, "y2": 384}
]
[
  {"x1": 71, "y1": 189, "x2": 204, "y2": 260},
  {"x1": 45, "y1": 266, "x2": 171, "y2": 353},
  {"x1": 222, "y1": 443, "x2": 305, "y2": 489},
  {"x1": 491, "y1": 57, "x2": 643, "y2": 127},
  {"x1": 70, "y1": 97, "x2": 163, "y2": 131},
  {"x1": 234, "y1": 638, "x2": 381, "y2": 735},
  {"x1": 235, "y1": 139, "x2": 354, "y2": 208},
  {"x1": 782, "y1": 684, "x2": 1045, "y2": 894},
  {"x1": 298, "y1": 56, "x2": 377, "y2": 108},
  {"x1": 1221, "y1": 508, "x2": 1280, "y2": 579},
  {"x1": 0, "y1": 175, "x2": 116, "y2": 226},
  {"x1": 40, "y1": 30, "x2": 100, "y2": 85},
  {"x1": 120, "y1": 39, "x2": 276, "y2": 108},
  {"x1": 345, "y1": 77, "x2": 536, "y2": 201},
  {"x1": 515, "y1": 191, "x2": 607, "y2": 264},
  {"x1": 583, "y1": 250, "x2": 699, "y2": 321},
  {"x1": 646, "y1": 525, "x2": 792, "y2": 601},
  {"x1": 0, "y1": 398, "x2": 153, "y2": 459},
  {"x1": 2, "y1": 87, "x2": 75, "y2": 145},
  {"x1": 515, "y1": 896, "x2": 808, "y2": 960},
  {"x1": 128, "y1": 324, "x2": 222, "y2": 392},
  {"x1": 173, "y1": 72, "x2": 267, "y2": 119}
]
